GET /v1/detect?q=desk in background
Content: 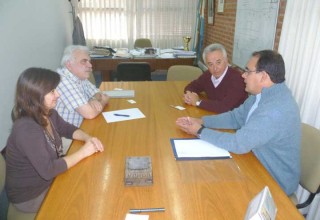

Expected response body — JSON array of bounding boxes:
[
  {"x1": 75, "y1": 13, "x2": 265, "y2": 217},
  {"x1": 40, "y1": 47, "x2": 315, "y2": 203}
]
[
  {"x1": 91, "y1": 57, "x2": 195, "y2": 81},
  {"x1": 36, "y1": 81, "x2": 303, "y2": 220}
]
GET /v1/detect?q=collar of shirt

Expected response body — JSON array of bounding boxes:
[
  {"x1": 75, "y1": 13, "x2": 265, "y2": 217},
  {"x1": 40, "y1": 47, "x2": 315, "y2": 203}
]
[
  {"x1": 211, "y1": 66, "x2": 229, "y2": 88},
  {"x1": 245, "y1": 93, "x2": 262, "y2": 123},
  {"x1": 58, "y1": 68, "x2": 82, "y2": 84}
]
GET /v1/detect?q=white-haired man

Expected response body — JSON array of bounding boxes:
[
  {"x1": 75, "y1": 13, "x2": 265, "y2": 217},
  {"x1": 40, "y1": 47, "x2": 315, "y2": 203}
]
[{"x1": 56, "y1": 45, "x2": 109, "y2": 127}]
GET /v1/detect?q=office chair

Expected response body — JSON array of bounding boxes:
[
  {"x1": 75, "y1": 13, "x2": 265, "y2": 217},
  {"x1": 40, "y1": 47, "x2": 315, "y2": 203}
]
[
  {"x1": 0, "y1": 154, "x2": 5, "y2": 198},
  {"x1": 289, "y1": 123, "x2": 320, "y2": 209},
  {"x1": 0, "y1": 153, "x2": 7, "y2": 220},
  {"x1": 167, "y1": 65, "x2": 203, "y2": 81},
  {"x1": 0, "y1": 154, "x2": 36, "y2": 220},
  {"x1": 116, "y1": 62, "x2": 152, "y2": 81},
  {"x1": 88, "y1": 72, "x2": 96, "y2": 86},
  {"x1": 134, "y1": 38, "x2": 152, "y2": 49}
]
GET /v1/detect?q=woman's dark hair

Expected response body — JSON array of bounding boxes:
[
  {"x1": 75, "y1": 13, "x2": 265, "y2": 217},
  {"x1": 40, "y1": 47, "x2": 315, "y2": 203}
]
[
  {"x1": 13, "y1": 67, "x2": 60, "y2": 126},
  {"x1": 253, "y1": 50, "x2": 285, "y2": 83}
]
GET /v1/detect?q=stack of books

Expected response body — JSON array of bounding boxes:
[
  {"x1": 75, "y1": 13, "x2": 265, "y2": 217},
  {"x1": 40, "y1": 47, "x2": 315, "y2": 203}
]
[
  {"x1": 113, "y1": 48, "x2": 132, "y2": 58},
  {"x1": 90, "y1": 46, "x2": 116, "y2": 58},
  {"x1": 173, "y1": 50, "x2": 197, "y2": 58}
]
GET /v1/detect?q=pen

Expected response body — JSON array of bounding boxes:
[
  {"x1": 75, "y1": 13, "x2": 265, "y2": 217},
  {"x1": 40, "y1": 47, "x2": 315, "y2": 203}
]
[
  {"x1": 114, "y1": 113, "x2": 130, "y2": 117},
  {"x1": 129, "y1": 208, "x2": 165, "y2": 214}
]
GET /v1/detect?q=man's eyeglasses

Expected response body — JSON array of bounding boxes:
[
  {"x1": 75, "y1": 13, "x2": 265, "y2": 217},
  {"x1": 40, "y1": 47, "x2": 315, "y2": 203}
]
[{"x1": 243, "y1": 68, "x2": 262, "y2": 75}]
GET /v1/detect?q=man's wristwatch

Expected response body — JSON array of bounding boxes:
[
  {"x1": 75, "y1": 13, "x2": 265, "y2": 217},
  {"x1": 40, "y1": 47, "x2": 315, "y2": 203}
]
[
  {"x1": 197, "y1": 125, "x2": 205, "y2": 138},
  {"x1": 196, "y1": 100, "x2": 202, "y2": 106}
]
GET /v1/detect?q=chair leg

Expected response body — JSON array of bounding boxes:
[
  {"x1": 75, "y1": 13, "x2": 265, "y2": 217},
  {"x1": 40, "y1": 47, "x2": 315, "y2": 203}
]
[{"x1": 296, "y1": 186, "x2": 320, "y2": 209}]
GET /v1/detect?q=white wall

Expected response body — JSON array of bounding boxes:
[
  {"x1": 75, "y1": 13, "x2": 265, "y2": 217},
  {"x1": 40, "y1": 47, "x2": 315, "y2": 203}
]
[{"x1": 0, "y1": 0, "x2": 74, "y2": 150}]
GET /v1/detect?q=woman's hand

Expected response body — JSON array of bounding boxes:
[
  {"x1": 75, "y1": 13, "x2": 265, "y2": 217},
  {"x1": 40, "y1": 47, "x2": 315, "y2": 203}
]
[
  {"x1": 64, "y1": 136, "x2": 104, "y2": 169},
  {"x1": 89, "y1": 137, "x2": 104, "y2": 152}
]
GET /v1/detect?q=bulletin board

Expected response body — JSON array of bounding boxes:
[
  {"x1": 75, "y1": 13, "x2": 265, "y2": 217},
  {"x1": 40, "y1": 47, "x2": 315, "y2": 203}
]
[{"x1": 232, "y1": 0, "x2": 280, "y2": 69}]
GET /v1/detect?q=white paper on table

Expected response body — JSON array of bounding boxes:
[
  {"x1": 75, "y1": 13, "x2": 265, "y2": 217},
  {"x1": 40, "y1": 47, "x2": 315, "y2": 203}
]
[
  {"x1": 127, "y1": 99, "x2": 136, "y2": 104},
  {"x1": 170, "y1": 105, "x2": 185, "y2": 110},
  {"x1": 125, "y1": 213, "x2": 149, "y2": 220},
  {"x1": 102, "y1": 108, "x2": 145, "y2": 123}
]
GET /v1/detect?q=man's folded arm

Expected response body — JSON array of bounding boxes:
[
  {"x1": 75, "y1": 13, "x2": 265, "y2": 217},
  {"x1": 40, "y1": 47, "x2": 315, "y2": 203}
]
[{"x1": 76, "y1": 93, "x2": 109, "y2": 119}]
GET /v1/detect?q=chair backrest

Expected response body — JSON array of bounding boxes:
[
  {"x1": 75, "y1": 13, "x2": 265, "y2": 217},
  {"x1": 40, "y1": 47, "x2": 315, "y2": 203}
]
[
  {"x1": 0, "y1": 154, "x2": 5, "y2": 192},
  {"x1": 134, "y1": 38, "x2": 152, "y2": 48},
  {"x1": 300, "y1": 123, "x2": 320, "y2": 193},
  {"x1": 116, "y1": 62, "x2": 152, "y2": 81},
  {"x1": 88, "y1": 72, "x2": 96, "y2": 86},
  {"x1": 0, "y1": 153, "x2": 37, "y2": 219},
  {"x1": 167, "y1": 65, "x2": 203, "y2": 81}
]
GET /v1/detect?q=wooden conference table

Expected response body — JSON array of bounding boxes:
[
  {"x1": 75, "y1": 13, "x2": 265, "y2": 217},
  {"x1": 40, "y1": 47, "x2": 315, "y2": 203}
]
[
  {"x1": 36, "y1": 81, "x2": 303, "y2": 220},
  {"x1": 91, "y1": 57, "x2": 195, "y2": 81}
]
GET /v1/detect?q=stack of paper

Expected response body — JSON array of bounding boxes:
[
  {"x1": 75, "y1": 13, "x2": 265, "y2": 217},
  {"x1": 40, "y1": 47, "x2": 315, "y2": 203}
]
[
  {"x1": 113, "y1": 48, "x2": 132, "y2": 58},
  {"x1": 158, "y1": 53, "x2": 175, "y2": 59},
  {"x1": 173, "y1": 50, "x2": 197, "y2": 58}
]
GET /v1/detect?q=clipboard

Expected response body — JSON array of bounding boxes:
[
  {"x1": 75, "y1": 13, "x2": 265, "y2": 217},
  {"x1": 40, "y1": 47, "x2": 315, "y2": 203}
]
[{"x1": 170, "y1": 138, "x2": 232, "y2": 161}]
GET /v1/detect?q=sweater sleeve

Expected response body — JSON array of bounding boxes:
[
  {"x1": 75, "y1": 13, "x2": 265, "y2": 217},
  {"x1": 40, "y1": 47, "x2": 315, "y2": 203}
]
[
  {"x1": 199, "y1": 69, "x2": 248, "y2": 113},
  {"x1": 200, "y1": 95, "x2": 283, "y2": 154},
  {"x1": 202, "y1": 95, "x2": 253, "y2": 129},
  {"x1": 185, "y1": 69, "x2": 247, "y2": 113},
  {"x1": 50, "y1": 109, "x2": 78, "y2": 138},
  {"x1": 184, "y1": 71, "x2": 210, "y2": 93},
  {"x1": 14, "y1": 120, "x2": 68, "y2": 180}
]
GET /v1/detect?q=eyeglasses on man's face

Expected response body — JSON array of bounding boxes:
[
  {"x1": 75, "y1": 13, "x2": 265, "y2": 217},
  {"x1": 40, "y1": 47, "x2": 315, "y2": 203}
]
[{"x1": 243, "y1": 67, "x2": 262, "y2": 75}]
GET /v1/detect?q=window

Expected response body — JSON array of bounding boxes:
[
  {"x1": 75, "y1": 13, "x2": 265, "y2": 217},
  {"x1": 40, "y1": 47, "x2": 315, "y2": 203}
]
[{"x1": 78, "y1": 0, "x2": 197, "y2": 49}]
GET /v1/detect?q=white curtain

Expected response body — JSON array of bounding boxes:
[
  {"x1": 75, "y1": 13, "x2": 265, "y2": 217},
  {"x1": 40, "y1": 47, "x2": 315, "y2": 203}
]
[
  {"x1": 280, "y1": 2, "x2": 320, "y2": 216},
  {"x1": 77, "y1": 0, "x2": 197, "y2": 50},
  {"x1": 278, "y1": 0, "x2": 320, "y2": 129}
]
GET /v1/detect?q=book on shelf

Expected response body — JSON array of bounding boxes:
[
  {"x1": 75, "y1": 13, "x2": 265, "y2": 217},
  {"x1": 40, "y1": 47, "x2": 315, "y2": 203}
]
[
  {"x1": 90, "y1": 46, "x2": 116, "y2": 57},
  {"x1": 173, "y1": 50, "x2": 197, "y2": 58},
  {"x1": 133, "y1": 54, "x2": 157, "y2": 59},
  {"x1": 174, "y1": 55, "x2": 197, "y2": 58}
]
